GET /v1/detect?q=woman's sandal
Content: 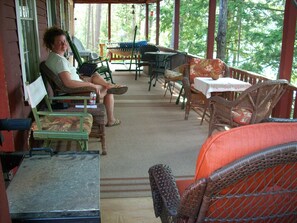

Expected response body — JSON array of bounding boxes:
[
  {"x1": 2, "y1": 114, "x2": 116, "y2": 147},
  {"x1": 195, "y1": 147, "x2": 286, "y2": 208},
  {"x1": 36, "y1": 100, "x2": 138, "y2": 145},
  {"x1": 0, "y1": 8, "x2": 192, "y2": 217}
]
[
  {"x1": 107, "y1": 85, "x2": 128, "y2": 95},
  {"x1": 105, "y1": 119, "x2": 121, "y2": 127}
]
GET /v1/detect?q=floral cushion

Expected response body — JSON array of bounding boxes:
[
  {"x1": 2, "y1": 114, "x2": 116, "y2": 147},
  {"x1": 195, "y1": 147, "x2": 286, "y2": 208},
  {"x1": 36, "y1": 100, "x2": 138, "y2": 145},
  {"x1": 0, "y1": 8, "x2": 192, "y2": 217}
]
[
  {"x1": 232, "y1": 108, "x2": 253, "y2": 125},
  {"x1": 31, "y1": 113, "x2": 93, "y2": 134},
  {"x1": 189, "y1": 58, "x2": 226, "y2": 83}
]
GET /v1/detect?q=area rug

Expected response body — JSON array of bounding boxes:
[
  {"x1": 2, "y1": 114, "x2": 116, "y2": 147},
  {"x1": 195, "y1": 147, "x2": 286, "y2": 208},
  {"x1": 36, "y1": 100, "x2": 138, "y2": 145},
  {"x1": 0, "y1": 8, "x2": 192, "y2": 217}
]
[{"x1": 98, "y1": 70, "x2": 209, "y2": 198}]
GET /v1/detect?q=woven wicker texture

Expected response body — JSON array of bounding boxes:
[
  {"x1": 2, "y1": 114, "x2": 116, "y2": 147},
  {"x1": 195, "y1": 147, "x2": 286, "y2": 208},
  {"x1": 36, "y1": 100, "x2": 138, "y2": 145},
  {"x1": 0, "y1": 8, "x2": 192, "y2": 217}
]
[{"x1": 197, "y1": 142, "x2": 297, "y2": 222}]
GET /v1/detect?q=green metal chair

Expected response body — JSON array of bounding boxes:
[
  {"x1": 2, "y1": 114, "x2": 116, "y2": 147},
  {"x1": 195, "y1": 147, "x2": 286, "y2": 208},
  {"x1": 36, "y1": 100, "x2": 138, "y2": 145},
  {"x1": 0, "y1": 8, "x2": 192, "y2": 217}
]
[
  {"x1": 26, "y1": 76, "x2": 94, "y2": 151},
  {"x1": 65, "y1": 31, "x2": 114, "y2": 83}
]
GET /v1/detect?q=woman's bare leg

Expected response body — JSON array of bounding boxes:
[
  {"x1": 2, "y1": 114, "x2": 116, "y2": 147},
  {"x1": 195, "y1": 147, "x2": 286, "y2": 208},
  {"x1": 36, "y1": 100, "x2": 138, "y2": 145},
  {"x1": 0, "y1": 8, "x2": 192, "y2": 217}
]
[
  {"x1": 102, "y1": 91, "x2": 116, "y2": 125},
  {"x1": 83, "y1": 74, "x2": 119, "y2": 125}
]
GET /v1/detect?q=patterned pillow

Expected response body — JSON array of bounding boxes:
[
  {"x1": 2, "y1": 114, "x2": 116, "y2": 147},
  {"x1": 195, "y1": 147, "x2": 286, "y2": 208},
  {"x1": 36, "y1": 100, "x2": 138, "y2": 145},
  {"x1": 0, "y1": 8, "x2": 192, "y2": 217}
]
[
  {"x1": 232, "y1": 108, "x2": 253, "y2": 125},
  {"x1": 189, "y1": 58, "x2": 225, "y2": 83},
  {"x1": 31, "y1": 114, "x2": 93, "y2": 134}
]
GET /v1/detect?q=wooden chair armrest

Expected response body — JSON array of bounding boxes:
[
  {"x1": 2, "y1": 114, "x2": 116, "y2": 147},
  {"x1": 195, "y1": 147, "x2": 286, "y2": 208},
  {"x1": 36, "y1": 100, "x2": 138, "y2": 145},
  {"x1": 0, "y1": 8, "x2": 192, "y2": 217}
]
[
  {"x1": 37, "y1": 111, "x2": 90, "y2": 117},
  {"x1": 49, "y1": 96, "x2": 90, "y2": 101}
]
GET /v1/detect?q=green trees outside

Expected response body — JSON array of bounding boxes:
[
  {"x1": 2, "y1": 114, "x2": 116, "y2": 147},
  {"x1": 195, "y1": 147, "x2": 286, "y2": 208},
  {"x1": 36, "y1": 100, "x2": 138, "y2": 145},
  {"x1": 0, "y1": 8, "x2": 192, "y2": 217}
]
[
  {"x1": 74, "y1": 0, "x2": 296, "y2": 83},
  {"x1": 160, "y1": 0, "x2": 296, "y2": 81}
]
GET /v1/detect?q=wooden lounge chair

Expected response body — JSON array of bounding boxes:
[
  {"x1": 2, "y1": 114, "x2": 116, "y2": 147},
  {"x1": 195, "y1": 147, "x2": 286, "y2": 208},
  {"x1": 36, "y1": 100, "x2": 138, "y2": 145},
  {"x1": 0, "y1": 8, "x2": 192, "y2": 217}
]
[
  {"x1": 148, "y1": 121, "x2": 297, "y2": 223},
  {"x1": 65, "y1": 31, "x2": 114, "y2": 83}
]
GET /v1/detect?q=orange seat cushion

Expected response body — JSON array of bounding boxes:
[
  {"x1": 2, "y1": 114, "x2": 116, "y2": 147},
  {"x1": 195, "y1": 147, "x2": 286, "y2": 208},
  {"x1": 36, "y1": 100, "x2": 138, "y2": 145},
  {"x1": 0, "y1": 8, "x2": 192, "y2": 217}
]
[{"x1": 194, "y1": 122, "x2": 297, "y2": 180}]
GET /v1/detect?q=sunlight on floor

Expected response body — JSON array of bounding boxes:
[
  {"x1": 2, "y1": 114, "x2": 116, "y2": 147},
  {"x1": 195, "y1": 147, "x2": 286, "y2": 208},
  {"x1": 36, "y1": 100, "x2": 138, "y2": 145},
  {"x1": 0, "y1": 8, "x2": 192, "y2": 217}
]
[{"x1": 101, "y1": 197, "x2": 160, "y2": 223}]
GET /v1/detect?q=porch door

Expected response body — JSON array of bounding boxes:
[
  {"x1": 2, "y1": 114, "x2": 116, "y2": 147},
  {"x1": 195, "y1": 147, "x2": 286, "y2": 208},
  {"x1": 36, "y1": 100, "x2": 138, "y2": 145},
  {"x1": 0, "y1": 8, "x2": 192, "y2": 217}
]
[{"x1": 16, "y1": 0, "x2": 40, "y2": 99}]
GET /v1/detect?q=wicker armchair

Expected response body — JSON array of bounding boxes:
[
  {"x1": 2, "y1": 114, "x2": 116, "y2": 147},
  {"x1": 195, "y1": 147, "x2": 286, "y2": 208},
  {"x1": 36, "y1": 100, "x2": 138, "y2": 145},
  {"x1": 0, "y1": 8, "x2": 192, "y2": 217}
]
[
  {"x1": 183, "y1": 58, "x2": 229, "y2": 124},
  {"x1": 149, "y1": 122, "x2": 297, "y2": 223},
  {"x1": 208, "y1": 79, "x2": 288, "y2": 136}
]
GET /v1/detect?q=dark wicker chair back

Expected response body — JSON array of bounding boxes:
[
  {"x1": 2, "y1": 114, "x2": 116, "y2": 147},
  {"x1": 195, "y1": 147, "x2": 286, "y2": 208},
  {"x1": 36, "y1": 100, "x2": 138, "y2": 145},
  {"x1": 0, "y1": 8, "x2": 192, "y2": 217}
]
[
  {"x1": 209, "y1": 79, "x2": 289, "y2": 135},
  {"x1": 40, "y1": 61, "x2": 95, "y2": 97},
  {"x1": 139, "y1": 44, "x2": 160, "y2": 61}
]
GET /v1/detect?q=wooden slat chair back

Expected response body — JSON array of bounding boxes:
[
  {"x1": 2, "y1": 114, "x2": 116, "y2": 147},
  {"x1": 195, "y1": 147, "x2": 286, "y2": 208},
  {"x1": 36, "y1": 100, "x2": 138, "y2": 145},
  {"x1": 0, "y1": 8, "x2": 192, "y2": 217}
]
[
  {"x1": 26, "y1": 76, "x2": 93, "y2": 151},
  {"x1": 148, "y1": 121, "x2": 297, "y2": 223},
  {"x1": 65, "y1": 31, "x2": 114, "y2": 83},
  {"x1": 72, "y1": 36, "x2": 99, "y2": 61},
  {"x1": 209, "y1": 79, "x2": 288, "y2": 136}
]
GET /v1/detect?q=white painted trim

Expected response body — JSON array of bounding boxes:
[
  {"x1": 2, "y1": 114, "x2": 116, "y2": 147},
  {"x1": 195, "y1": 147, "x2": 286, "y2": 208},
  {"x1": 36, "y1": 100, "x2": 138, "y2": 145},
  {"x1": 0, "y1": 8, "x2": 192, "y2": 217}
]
[
  {"x1": 15, "y1": 0, "x2": 28, "y2": 100},
  {"x1": 32, "y1": 0, "x2": 41, "y2": 60},
  {"x1": 15, "y1": 0, "x2": 40, "y2": 101},
  {"x1": 46, "y1": 0, "x2": 53, "y2": 26}
]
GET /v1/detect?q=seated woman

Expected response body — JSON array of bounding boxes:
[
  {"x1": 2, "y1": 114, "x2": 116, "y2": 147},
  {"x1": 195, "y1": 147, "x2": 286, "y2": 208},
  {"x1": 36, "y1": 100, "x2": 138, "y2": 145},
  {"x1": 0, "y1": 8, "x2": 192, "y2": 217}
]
[{"x1": 43, "y1": 26, "x2": 128, "y2": 127}]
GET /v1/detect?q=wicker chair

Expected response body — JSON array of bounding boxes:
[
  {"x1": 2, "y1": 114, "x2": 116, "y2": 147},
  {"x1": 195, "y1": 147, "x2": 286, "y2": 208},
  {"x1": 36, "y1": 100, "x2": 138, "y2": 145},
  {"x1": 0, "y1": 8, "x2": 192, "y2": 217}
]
[
  {"x1": 208, "y1": 79, "x2": 288, "y2": 136},
  {"x1": 148, "y1": 122, "x2": 297, "y2": 223},
  {"x1": 183, "y1": 58, "x2": 229, "y2": 124}
]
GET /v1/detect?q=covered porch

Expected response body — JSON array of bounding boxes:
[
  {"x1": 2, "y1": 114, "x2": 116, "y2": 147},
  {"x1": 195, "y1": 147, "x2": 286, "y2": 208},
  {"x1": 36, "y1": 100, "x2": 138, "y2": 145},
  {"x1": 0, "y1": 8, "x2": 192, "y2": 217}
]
[{"x1": 0, "y1": 0, "x2": 296, "y2": 222}]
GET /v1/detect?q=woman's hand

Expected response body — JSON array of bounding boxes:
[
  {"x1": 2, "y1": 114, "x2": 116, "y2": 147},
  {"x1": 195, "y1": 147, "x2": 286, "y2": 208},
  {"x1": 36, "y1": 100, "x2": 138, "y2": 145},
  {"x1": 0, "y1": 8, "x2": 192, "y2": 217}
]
[{"x1": 90, "y1": 83, "x2": 101, "y2": 95}]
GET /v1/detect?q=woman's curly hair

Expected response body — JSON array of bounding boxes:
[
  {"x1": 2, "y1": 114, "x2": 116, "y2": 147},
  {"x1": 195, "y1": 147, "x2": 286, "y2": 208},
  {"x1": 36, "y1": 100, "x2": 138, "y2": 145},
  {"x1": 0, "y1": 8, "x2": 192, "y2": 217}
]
[{"x1": 43, "y1": 26, "x2": 66, "y2": 50}]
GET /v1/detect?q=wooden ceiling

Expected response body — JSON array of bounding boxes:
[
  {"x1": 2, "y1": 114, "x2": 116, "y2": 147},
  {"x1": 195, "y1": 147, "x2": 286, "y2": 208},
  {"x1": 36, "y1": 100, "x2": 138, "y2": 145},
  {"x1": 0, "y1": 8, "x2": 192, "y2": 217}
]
[{"x1": 73, "y1": 0, "x2": 160, "y2": 4}]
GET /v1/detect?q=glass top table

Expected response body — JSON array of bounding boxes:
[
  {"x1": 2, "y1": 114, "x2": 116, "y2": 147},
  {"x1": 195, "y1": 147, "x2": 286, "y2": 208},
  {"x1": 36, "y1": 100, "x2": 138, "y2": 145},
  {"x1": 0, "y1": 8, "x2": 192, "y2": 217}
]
[{"x1": 144, "y1": 51, "x2": 177, "y2": 91}]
